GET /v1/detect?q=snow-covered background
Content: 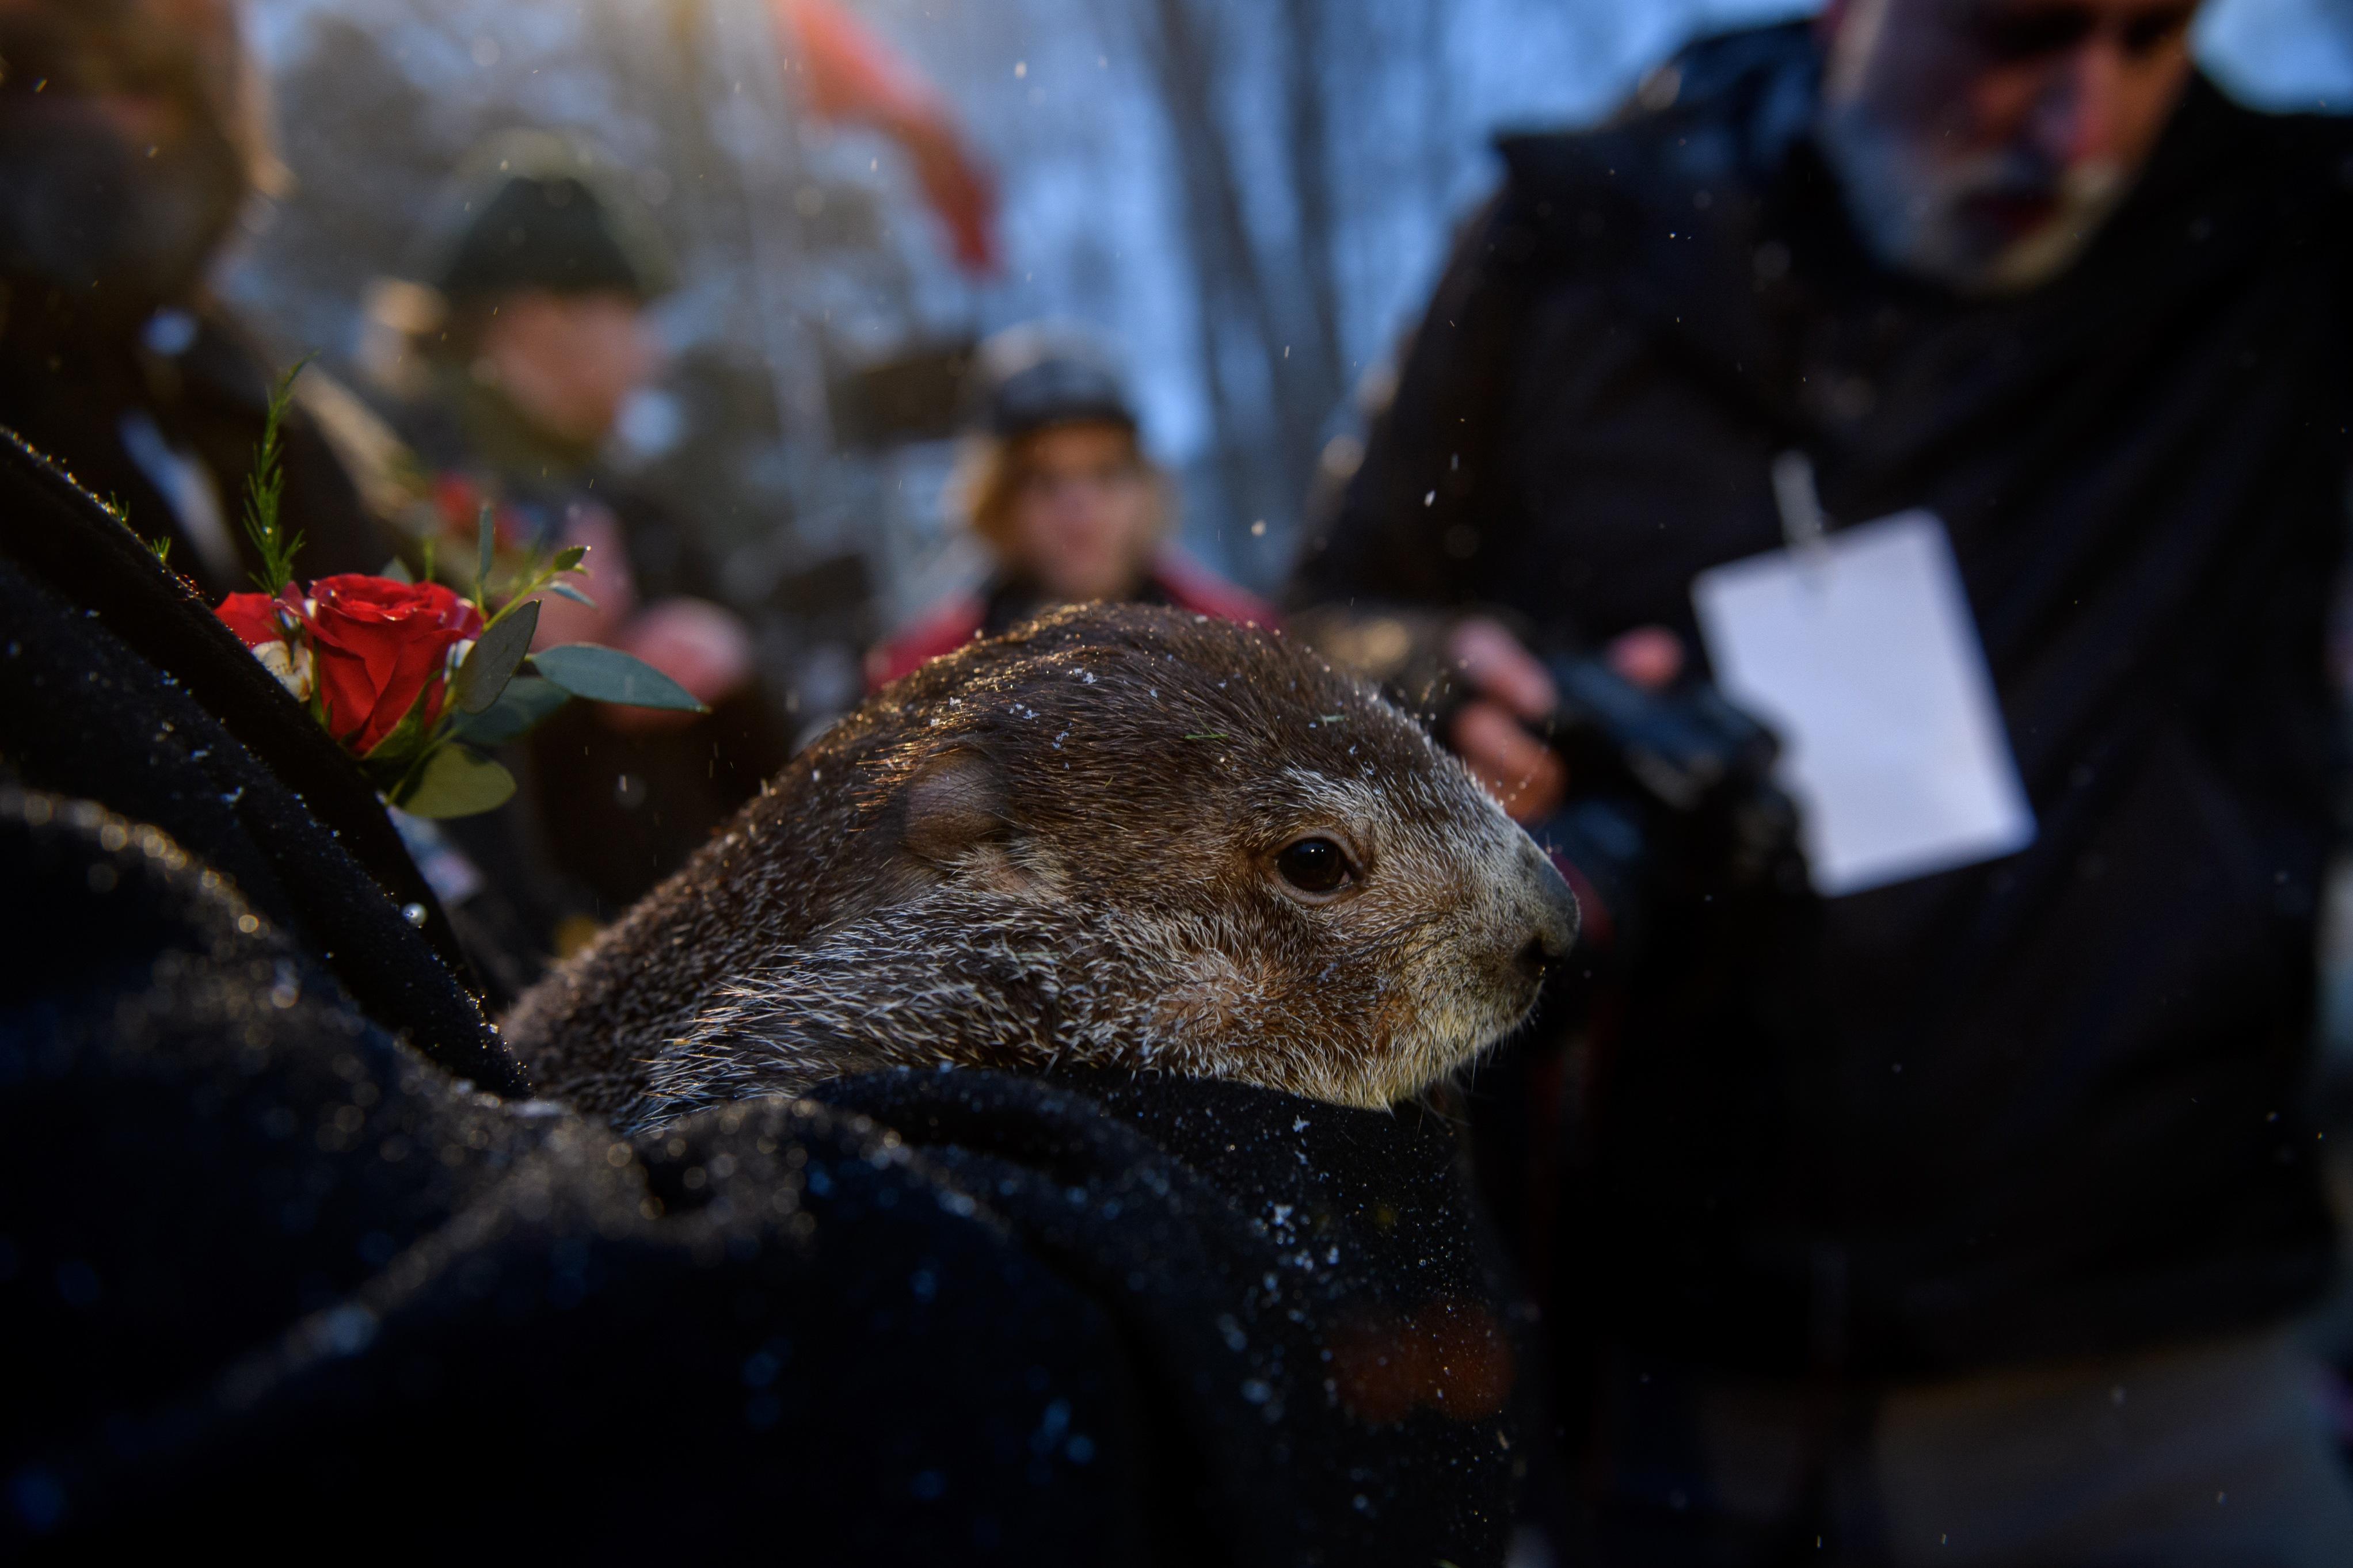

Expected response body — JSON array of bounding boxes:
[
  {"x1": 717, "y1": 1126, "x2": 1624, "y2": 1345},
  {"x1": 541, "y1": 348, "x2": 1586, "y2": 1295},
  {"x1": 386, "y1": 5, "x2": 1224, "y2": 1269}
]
[{"x1": 225, "y1": 0, "x2": 2353, "y2": 621}]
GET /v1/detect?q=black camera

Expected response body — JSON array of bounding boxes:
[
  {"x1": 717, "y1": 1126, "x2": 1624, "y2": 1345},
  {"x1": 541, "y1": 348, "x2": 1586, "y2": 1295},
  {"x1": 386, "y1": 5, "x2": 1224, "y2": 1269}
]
[
  {"x1": 1299, "y1": 606, "x2": 1808, "y2": 959},
  {"x1": 1524, "y1": 651, "x2": 1807, "y2": 962}
]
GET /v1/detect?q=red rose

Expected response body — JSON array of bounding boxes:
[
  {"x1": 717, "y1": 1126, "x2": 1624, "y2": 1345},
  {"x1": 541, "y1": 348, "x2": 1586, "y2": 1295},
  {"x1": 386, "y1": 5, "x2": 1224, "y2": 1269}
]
[
  {"x1": 300, "y1": 575, "x2": 483, "y2": 756},
  {"x1": 215, "y1": 590, "x2": 294, "y2": 648}
]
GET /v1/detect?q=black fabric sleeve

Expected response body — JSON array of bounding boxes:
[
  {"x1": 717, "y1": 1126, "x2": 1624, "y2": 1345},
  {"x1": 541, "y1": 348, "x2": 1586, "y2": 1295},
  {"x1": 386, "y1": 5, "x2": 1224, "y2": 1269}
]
[
  {"x1": 0, "y1": 794, "x2": 1151, "y2": 1558},
  {"x1": 1289, "y1": 194, "x2": 1530, "y2": 613},
  {"x1": 0, "y1": 433, "x2": 517, "y2": 1088}
]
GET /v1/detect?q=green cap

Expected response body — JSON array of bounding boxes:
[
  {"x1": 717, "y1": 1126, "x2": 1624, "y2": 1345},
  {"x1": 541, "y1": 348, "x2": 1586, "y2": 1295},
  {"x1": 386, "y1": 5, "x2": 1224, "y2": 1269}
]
[{"x1": 429, "y1": 130, "x2": 675, "y2": 303}]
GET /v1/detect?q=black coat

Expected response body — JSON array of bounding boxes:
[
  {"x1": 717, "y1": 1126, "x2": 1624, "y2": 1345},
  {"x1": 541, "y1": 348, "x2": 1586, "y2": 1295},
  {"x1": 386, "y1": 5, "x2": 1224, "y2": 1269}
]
[
  {"x1": 1296, "y1": 22, "x2": 2347, "y2": 1379},
  {"x1": 0, "y1": 434, "x2": 1527, "y2": 1562},
  {"x1": 0, "y1": 307, "x2": 393, "y2": 599}
]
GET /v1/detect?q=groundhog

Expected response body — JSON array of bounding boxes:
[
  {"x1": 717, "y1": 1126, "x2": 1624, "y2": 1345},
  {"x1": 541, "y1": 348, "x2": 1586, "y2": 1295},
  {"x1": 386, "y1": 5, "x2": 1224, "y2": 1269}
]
[{"x1": 503, "y1": 603, "x2": 1579, "y2": 1131}]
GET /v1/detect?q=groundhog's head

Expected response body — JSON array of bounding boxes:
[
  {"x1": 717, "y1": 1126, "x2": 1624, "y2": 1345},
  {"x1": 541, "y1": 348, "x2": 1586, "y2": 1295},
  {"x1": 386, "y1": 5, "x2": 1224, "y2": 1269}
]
[{"x1": 511, "y1": 604, "x2": 1578, "y2": 1127}]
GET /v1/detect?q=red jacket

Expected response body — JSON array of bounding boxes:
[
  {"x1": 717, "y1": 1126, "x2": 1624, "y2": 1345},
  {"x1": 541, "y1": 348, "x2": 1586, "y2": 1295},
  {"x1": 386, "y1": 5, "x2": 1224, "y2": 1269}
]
[{"x1": 867, "y1": 552, "x2": 1277, "y2": 690}]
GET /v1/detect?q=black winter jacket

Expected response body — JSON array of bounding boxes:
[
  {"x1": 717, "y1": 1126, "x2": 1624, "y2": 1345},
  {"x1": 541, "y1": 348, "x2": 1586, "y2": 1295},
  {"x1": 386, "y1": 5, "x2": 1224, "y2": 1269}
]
[
  {"x1": 1, "y1": 433, "x2": 1526, "y2": 1561},
  {"x1": 0, "y1": 307, "x2": 393, "y2": 599},
  {"x1": 1296, "y1": 23, "x2": 2348, "y2": 1378}
]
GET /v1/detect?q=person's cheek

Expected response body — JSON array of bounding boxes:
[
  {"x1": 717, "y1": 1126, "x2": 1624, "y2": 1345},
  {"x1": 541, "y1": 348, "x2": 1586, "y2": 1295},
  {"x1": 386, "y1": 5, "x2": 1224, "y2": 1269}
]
[
  {"x1": 1107, "y1": 505, "x2": 1147, "y2": 579},
  {"x1": 1060, "y1": 497, "x2": 1106, "y2": 559},
  {"x1": 1019, "y1": 505, "x2": 1065, "y2": 579},
  {"x1": 2115, "y1": 51, "x2": 2194, "y2": 169},
  {"x1": 1966, "y1": 63, "x2": 2054, "y2": 155}
]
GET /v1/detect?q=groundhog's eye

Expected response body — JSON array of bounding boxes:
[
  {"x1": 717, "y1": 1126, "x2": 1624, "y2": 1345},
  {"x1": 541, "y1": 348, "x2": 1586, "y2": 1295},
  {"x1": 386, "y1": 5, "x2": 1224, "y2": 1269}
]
[{"x1": 1274, "y1": 837, "x2": 1354, "y2": 896}]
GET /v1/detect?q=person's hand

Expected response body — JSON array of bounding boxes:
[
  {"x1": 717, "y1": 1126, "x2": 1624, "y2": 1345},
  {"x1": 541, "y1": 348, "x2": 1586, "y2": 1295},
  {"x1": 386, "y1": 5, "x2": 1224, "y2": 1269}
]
[
  {"x1": 1445, "y1": 618, "x2": 1567, "y2": 822},
  {"x1": 601, "y1": 596, "x2": 756, "y2": 734},
  {"x1": 1605, "y1": 625, "x2": 1684, "y2": 692},
  {"x1": 1442, "y1": 619, "x2": 1687, "y2": 823}
]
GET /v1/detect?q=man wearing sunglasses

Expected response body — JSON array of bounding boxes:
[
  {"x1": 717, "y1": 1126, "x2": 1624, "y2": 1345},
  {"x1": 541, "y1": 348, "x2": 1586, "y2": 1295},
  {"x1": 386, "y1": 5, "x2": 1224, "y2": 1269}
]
[{"x1": 1294, "y1": 1, "x2": 2353, "y2": 1560}]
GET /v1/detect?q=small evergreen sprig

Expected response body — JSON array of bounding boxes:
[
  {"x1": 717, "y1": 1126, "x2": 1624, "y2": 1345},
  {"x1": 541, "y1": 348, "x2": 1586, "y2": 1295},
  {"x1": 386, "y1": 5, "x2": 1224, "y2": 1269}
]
[{"x1": 242, "y1": 356, "x2": 315, "y2": 596}]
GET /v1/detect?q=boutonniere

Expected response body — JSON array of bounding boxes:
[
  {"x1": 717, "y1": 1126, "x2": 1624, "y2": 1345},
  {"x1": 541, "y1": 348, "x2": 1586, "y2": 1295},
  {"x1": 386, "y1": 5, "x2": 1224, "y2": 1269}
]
[{"x1": 211, "y1": 363, "x2": 701, "y2": 818}]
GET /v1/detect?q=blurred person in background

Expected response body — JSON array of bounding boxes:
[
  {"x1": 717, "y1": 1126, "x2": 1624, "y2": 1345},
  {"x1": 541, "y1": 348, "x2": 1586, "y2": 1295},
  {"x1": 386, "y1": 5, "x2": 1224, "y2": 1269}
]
[
  {"x1": 869, "y1": 325, "x2": 1270, "y2": 688},
  {"x1": 1293, "y1": 1, "x2": 2353, "y2": 1561},
  {"x1": 399, "y1": 131, "x2": 789, "y2": 948},
  {"x1": 0, "y1": 0, "x2": 395, "y2": 593}
]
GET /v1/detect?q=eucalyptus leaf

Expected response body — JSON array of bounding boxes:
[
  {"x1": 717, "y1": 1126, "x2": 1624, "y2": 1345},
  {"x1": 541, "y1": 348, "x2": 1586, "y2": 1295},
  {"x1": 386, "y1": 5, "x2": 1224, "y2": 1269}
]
[
  {"x1": 379, "y1": 555, "x2": 415, "y2": 583},
  {"x1": 454, "y1": 598, "x2": 539, "y2": 714},
  {"x1": 553, "y1": 544, "x2": 588, "y2": 571},
  {"x1": 476, "y1": 503, "x2": 496, "y2": 588},
  {"x1": 529, "y1": 643, "x2": 707, "y2": 712},
  {"x1": 547, "y1": 581, "x2": 597, "y2": 608},
  {"x1": 395, "y1": 744, "x2": 516, "y2": 820},
  {"x1": 455, "y1": 675, "x2": 572, "y2": 747}
]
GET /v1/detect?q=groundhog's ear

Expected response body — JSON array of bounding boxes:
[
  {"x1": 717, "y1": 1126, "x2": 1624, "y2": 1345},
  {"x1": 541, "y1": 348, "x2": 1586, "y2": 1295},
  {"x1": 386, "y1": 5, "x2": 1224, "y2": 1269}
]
[{"x1": 900, "y1": 749, "x2": 1009, "y2": 865}]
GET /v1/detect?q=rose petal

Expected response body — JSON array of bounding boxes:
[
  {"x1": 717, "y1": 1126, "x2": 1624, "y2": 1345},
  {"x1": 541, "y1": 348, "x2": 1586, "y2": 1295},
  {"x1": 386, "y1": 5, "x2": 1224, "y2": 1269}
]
[
  {"x1": 300, "y1": 576, "x2": 486, "y2": 754},
  {"x1": 215, "y1": 592, "x2": 288, "y2": 649}
]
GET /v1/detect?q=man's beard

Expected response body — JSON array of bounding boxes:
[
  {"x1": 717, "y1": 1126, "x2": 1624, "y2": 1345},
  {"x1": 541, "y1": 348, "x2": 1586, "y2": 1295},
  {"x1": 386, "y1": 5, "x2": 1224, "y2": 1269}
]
[
  {"x1": 1814, "y1": 95, "x2": 2130, "y2": 296},
  {"x1": 0, "y1": 104, "x2": 245, "y2": 333}
]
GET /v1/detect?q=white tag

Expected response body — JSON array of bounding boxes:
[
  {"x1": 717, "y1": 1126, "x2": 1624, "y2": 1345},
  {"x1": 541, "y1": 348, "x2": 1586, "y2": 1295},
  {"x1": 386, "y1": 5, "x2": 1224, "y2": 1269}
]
[{"x1": 1691, "y1": 510, "x2": 2035, "y2": 896}]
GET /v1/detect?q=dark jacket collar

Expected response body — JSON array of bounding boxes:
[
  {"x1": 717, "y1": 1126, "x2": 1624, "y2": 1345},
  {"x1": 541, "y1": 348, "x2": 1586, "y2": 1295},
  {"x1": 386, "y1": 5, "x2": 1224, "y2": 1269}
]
[{"x1": 1491, "y1": 23, "x2": 2350, "y2": 472}]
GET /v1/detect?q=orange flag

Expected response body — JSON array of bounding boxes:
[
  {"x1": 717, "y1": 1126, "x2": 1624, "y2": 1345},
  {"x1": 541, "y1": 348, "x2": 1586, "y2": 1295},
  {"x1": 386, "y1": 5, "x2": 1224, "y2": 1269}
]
[{"x1": 774, "y1": 0, "x2": 1000, "y2": 273}]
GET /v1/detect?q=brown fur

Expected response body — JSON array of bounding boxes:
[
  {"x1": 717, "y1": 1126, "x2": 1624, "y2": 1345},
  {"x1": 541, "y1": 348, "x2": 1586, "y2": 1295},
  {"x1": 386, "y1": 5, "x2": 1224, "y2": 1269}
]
[{"x1": 502, "y1": 604, "x2": 1578, "y2": 1131}]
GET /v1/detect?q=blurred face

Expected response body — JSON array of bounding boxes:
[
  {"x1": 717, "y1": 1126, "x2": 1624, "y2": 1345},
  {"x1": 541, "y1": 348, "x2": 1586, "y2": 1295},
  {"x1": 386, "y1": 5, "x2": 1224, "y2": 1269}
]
[
  {"x1": 1002, "y1": 422, "x2": 1159, "y2": 604},
  {"x1": 0, "y1": 0, "x2": 248, "y2": 323},
  {"x1": 479, "y1": 289, "x2": 660, "y2": 447},
  {"x1": 1816, "y1": 0, "x2": 2202, "y2": 292}
]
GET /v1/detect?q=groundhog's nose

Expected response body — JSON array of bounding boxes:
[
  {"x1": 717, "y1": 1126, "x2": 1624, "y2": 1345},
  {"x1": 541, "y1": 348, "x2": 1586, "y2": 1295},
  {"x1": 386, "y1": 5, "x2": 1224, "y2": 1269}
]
[{"x1": 1514, "y1": 840, "x2": 1581, "y2": 981}]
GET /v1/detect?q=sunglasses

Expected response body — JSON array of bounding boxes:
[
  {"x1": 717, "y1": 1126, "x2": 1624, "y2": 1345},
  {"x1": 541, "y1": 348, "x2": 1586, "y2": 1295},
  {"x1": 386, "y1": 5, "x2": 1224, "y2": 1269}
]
[{"x1": 1960, "y1": 3, "x2": 2200, "y2": 64}]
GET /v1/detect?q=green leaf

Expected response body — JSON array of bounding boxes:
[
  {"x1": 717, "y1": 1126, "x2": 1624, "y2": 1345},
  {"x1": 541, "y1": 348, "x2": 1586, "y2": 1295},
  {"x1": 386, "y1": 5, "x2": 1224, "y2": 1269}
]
[
  {"x1": 552, "y1": 544, "x2": 588, "y2": 571},
  {"x1": 454, "y1": 598, "x2": 538, "y2": 714},
  {"x1": 359, "y1": 700, "x2": 435, "y2": 769},
  {"x1": 547, "y1": 581, "x2": 597, "y2": 608},
  {"x1": 476, "y1": 503, "x2": 496, "y2": 592},
  {"x1": 393, "y1": 745, "x2": 516, "y2": 820},
  {"x1": 379, "y1": 555, "x2": 414, "y2": 583},
  {"x1": 241, "y1": 355, "x2": 314, "y2": 597},
  {"x1": 529, "y1": 643, "x2": 707, "y2": 712},
  {"x1": 455, "y1": 675, "x2": 572, "y2": 747}
]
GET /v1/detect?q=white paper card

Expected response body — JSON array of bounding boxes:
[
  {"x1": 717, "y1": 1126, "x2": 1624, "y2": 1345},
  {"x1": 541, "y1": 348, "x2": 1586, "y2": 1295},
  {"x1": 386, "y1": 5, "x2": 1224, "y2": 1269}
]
[{"x1": 1691, "y1": 510, "x2": 2034, "y2": 897}]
